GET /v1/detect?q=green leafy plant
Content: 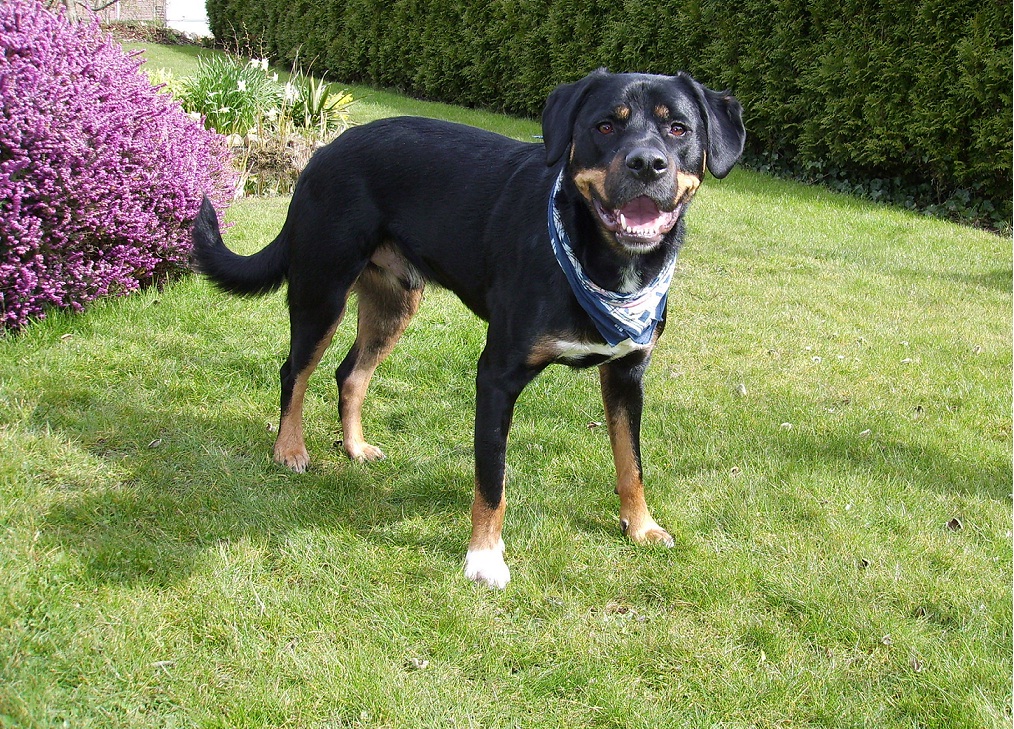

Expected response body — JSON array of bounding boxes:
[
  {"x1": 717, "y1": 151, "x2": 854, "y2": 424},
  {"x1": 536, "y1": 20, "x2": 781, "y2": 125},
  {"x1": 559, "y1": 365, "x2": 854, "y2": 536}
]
[
  {"x1": 284, "y1": 71, "x2": 354, "y2": 136},
  {"x1": 178, "y1": 55, "x2": 282, "y2": 136},
  {"x1": 151, "y1": 53, "x2": 355, "y2": 197},
  {"x1": 146, "y1": 66, "x2": 185, "y2": 97}
]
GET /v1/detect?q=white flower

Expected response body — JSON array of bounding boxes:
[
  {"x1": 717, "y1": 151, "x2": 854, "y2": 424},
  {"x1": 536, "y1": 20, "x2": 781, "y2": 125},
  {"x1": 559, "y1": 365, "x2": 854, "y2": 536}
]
[{"x1": 238, "y1": 80, "x2": 247, "y2": 93}]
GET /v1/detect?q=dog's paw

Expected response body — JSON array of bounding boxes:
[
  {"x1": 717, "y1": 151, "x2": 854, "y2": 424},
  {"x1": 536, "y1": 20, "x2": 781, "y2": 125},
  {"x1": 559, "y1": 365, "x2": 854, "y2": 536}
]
[
  {"x1": 621, "y1": 518, "x2": 675, "y2": 547},
  {"x1": 274, "y1": 446, "x2": 310, "y2": 473},
  {"x1": 464, "y1": 540, "x2": 510, "y2": 589},
  {"x1": 344, "y1": 440, "x2": 386, "y2": 463}
]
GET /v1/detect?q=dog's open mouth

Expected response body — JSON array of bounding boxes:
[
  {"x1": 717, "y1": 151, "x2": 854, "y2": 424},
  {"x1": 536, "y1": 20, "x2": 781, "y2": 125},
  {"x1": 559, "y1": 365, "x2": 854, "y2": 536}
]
[{"x1": 592, "y1": 197, "x2": 680, "y2": 251}]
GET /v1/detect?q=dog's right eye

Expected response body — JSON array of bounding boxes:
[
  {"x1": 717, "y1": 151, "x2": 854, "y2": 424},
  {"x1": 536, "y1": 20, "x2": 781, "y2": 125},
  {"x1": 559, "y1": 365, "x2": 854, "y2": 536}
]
[{"x1": 596, "y1": 122, "x2": 615, "y2": 135}]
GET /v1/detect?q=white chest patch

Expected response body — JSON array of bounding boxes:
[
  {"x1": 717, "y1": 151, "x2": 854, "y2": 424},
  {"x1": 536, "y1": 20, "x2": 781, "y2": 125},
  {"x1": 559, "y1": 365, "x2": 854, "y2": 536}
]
[{"x1": 553, "y1": 337, "x2": 647, "y2": 364}]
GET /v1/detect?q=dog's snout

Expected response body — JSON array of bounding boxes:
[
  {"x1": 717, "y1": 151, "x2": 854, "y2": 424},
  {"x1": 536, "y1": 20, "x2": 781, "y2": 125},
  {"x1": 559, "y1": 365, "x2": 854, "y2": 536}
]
[{"x1": 625, "y1": 147, "x2": 669, "y2": 181}]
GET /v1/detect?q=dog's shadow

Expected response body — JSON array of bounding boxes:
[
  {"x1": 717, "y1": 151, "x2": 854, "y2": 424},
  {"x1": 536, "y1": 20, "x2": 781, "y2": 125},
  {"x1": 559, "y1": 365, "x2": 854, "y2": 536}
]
[{"x1": 36, "y1": 397, "x2": 479, "y2": 588}]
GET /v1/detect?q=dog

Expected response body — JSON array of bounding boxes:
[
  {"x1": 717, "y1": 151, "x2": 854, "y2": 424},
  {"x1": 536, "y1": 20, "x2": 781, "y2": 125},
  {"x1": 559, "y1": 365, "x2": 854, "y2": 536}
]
[{"x1": 191, "y1": 68, "x2": 745, "y2": 588}]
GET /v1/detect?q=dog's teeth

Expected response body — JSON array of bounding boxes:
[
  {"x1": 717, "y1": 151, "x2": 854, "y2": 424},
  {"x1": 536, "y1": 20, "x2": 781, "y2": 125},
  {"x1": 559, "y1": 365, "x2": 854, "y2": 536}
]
[{"x1": 617, "y1": 212, "x2": 660, "y2": 239}]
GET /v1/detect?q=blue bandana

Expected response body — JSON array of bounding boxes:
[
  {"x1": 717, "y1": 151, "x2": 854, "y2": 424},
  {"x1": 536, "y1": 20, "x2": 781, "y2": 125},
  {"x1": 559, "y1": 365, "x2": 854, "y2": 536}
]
[{"x1": 547, "y1": 171, "x2": 677, "y2": 347}]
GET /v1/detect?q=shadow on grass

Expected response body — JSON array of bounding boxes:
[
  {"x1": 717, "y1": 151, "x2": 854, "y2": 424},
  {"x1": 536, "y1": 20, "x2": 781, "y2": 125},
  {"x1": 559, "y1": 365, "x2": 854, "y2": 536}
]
[
  {"x1": 31, "y1": 360, "x2": 1009, "y2": 590},
  {"x1": 35, "y1": 400, "x2": 474, "y2": 588},
  {"x1": 769, "y1": 427, "x2": 1012, "y2": 501},
  {"x1": 651, "y1": 401, "x2": 1011, "y2": 503},
  {"x1": 945, "y1": 268, "x2": 1014, "y2": 293}
]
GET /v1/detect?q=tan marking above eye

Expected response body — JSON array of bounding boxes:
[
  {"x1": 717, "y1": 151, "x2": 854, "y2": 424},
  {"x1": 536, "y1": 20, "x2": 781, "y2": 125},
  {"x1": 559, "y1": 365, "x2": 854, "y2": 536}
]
[
  {"x1": 614, "y1": 105, "x2": 631, "y2": 121},
  {"x1": 654, "y1": 104, "x2": 670, "y2": 119}
]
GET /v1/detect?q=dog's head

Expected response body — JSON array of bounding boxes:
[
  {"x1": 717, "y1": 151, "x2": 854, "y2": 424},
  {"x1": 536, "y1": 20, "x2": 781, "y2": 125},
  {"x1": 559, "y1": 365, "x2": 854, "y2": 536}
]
[{"x1": 543, "y1": 69, "x2": 745, "y2": 255}]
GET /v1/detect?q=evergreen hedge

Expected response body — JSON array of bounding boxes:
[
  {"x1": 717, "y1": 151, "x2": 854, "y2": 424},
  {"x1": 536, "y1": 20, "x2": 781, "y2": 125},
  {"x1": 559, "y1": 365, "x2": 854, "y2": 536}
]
[{"x1": 207, "y1": 0, "x2": 1012, "y2": 228}]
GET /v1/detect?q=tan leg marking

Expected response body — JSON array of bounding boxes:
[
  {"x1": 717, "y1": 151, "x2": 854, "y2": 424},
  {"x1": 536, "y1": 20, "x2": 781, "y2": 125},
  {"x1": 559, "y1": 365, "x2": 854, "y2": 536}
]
[
  {"x1": 275, "y1": 320, "x2": 340, "y2": 472},
  {"x1": 339, "y1": 263, "x2": 422, "y2": 462},
  {"x1": 599, "y1": 369, "x2": 674, "y2": 546},
  {"x1": 464, "y1": 483, "x2": 510, "y2": 588}
]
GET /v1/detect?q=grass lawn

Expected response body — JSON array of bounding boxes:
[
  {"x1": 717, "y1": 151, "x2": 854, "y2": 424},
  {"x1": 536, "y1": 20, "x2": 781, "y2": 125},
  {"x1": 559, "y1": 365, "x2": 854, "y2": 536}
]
[{"x1": 0, "y1": 42, "x2": 1010, "y2": 728}]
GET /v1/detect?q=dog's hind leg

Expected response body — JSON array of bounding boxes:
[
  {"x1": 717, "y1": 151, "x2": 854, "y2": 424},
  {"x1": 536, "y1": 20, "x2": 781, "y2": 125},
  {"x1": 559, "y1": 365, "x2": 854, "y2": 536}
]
[
  {"x1": 335, "y1": 254, "x2": 423, "y2": 462},
  {"x1": 275, "y1": 301, "x2": 346, "y2": 472}
]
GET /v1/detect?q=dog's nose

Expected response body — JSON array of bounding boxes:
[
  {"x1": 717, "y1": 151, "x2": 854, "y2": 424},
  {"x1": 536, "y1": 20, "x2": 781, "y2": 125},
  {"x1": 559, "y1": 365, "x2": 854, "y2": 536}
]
[{"x1": 625, "y1": 147, "x2": 669, "y2": 181}]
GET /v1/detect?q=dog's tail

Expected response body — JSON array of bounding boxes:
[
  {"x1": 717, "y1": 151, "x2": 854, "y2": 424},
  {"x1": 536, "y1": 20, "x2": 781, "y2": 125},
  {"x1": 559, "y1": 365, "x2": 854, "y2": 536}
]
[{"x1": 191, "y1": 196, "x2": 288, "y2": 297}]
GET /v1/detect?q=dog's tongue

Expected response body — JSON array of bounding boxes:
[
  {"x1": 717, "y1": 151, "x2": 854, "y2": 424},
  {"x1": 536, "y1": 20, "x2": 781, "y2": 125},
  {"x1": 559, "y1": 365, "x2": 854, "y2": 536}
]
[{"x1": 618, "y1": 197, "x2": 665, "y2": 229}]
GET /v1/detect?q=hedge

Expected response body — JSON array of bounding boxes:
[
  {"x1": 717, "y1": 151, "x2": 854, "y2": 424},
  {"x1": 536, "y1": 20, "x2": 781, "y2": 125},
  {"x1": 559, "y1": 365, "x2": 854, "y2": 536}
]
[{"x1": 207, "y1": 0, "x2": 1012, "y2": 228}]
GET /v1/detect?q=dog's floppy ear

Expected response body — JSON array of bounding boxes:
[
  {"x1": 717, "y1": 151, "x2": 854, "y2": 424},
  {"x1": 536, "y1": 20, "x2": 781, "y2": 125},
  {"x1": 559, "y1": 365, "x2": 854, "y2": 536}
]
[
  {"x1": 689, "y1": 80, "x2": 746, "y2": 179},
  {"x1": 542, "y1": 68, "x2": 608, "y2": 167}
]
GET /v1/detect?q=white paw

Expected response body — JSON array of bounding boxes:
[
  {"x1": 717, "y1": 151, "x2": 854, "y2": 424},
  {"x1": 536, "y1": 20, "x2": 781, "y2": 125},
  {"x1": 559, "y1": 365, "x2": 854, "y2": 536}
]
[{"x1": 463, "y1": 540, "x2": 510, "y2": 589}]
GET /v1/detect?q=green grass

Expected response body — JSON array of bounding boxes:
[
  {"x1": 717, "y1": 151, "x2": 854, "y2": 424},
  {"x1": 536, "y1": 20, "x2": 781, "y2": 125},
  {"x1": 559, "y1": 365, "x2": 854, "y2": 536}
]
[
  {"x1": 1, "y1": 43, "x2": 1011, "y2": 728},
  {"x1": 125, "y1": 41, "x2": 217, "y2": 77}
]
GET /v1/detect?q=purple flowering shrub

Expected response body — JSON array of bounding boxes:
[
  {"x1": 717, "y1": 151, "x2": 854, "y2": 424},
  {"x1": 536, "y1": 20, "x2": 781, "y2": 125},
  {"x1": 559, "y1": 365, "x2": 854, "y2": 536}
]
[{"x1": 0, "y1": 0, "x2": 237, "y2": 332}]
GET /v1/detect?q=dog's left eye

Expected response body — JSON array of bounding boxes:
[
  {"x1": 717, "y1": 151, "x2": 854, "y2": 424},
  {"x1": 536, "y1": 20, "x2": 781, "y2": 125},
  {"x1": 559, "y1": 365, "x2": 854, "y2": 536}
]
[
  {"x1": 669, "y1": 123, "x2": 689, "y2": 138},
  {"x1": 596, "y1": 122, "x2": 615, "y2": 135}
]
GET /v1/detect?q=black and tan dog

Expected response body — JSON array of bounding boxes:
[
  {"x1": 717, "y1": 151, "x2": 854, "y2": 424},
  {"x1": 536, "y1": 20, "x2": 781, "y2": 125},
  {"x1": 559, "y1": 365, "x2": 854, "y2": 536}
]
[{"x1": 191, "y1": 69, "x2": 745, "y2": 588}]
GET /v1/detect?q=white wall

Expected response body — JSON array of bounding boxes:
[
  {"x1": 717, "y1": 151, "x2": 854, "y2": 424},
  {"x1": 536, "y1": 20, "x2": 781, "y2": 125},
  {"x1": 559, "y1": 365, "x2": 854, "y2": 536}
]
[{"x1": 165, "y1": 0, "x2": 211, "y2": 37}]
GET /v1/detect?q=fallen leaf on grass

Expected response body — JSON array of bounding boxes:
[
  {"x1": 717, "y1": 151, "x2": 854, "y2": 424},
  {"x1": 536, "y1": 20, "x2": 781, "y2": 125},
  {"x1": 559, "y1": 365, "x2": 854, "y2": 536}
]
[{"x1": 946, "y1": 517, "x2": 963, "y2": 532}]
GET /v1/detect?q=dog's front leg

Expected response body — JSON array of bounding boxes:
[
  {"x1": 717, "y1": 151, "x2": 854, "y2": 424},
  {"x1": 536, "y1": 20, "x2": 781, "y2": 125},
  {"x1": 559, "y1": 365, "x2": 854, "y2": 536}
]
[
  {"x1": 599, "y1": 357, "x2": 675, "y2": 546},
  {"x1": 464, "y1": 348, "x2": 538, "y2": 589}
]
